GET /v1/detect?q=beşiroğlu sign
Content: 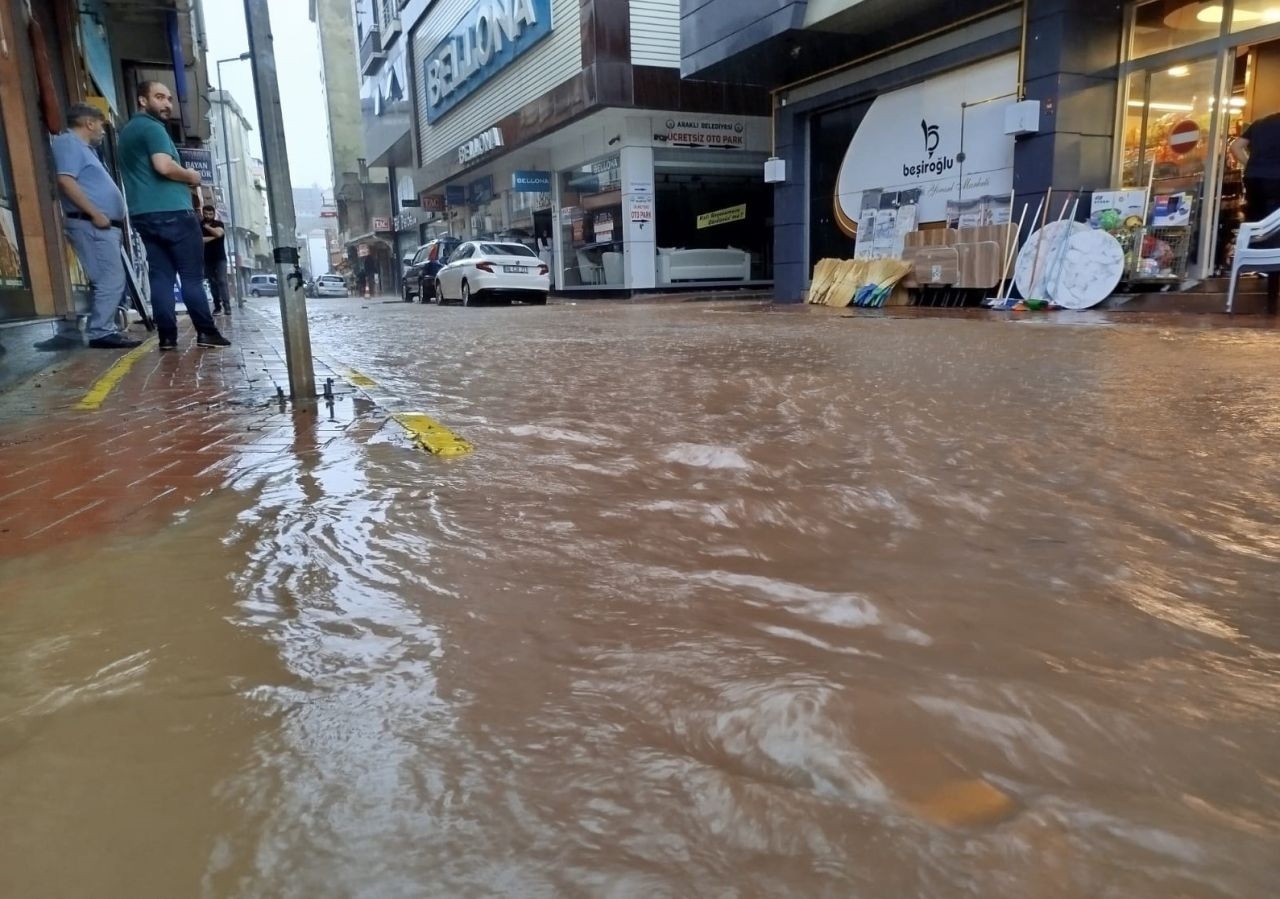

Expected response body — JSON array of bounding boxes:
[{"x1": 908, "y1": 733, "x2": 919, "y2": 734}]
[{"x1": 423, "y1": 0, "x2": 553, "y2": 124}]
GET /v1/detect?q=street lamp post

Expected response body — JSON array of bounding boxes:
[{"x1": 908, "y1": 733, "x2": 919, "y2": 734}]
[{"x1": 216, "y1": 52, "x2": 251, "y2": 306}]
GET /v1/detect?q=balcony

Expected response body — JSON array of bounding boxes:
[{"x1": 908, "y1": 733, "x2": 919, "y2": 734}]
[
  {"x1": 360, "y1": 28, "x2": 386, "y2": 76},
  {"x1": 380, "y1": 0, "x2": 403, "y2": 43}
]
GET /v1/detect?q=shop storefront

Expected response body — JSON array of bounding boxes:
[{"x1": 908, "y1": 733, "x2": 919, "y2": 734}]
[
  {"x1": 401, "y1": 0, "x2": 771, "y2": 294},
  {"x1": 1116, "y1": 0, "x2": 1280, "y2": 281}
]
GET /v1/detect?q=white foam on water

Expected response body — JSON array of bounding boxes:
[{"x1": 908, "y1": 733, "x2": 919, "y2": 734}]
[
  {"x1": 509, "y1": 424, "x2": 610, "y2": 446},
  {"x1": 661, "y1": 444, "x2": 753, "y2": 471}
]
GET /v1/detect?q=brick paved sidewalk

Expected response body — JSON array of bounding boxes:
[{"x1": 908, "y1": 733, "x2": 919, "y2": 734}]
[{"x1": 0, "y1": 310, "x2": 382, "y2": 560}]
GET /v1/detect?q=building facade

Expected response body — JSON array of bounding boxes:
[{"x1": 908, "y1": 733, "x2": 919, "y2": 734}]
[
  {"x1": 0, "y1": 0, "x2": 213, "y2": 384},
  {"x1": 311, "y1": 0, "x2": 392, "y2": 294},
  {"x1": 356, "y1": 0, "x2": 772, "y2": 295},
  {"x1": 683, "y1": 0, "x2": 1280, "y2": 304},
  {"x1": 209, "y1": 90, "x2": 271, "y2": 294}
]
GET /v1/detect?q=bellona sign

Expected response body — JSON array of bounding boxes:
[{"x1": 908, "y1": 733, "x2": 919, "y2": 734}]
[{"x1": 423, "y1": 0, "x2": 553, "y2": 124}]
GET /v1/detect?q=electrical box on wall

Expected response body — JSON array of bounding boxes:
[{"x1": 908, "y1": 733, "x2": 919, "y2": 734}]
[
  {"x1": 764, "y1": 157, "x2": 786, "y2": 184},
  {"x1": 1004, "y1": 100, "x2": 1041, "y2": 136}
]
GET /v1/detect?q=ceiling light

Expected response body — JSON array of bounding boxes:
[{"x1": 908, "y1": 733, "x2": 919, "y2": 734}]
[
  {"x1": 1168, "y1": 65, "x2": 1190, "y2": 77},
  {"x1": 1202, "y1": 4, "x2": 1262, "y2": 23},
  {"x1": 1230, "y1": 96, "x2": 1247, "y2": 107},
  {"x1": 1127, "y1": 100, "x2": 1196, "y2": 111}
]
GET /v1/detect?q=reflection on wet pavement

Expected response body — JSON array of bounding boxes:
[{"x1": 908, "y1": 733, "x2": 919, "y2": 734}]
[{"x1": 3, "y1": 301, "x2": 1280, "y2": 897}]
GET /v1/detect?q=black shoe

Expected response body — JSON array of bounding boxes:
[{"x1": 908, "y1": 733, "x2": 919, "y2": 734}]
[
  {"x1": 89, "y1": 333, "x2": 143, "y2": 349},
  {"x1": 197, "y1": 331, "x2": 231, "y2": 348},
  {"x1": 34, "y1": 334, "x2": 82, "y2": 352},
  {"x1": 159, "y1": 336, "x2": 178, "y2": 352}
]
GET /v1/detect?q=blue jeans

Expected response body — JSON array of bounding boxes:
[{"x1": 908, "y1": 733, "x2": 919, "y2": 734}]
[
  {"x1": 132, "y1": 210, "x2": 218, "y2": 339},
  {"x1": 62, "y1": 220, "x2": 126, "y2": 340}
]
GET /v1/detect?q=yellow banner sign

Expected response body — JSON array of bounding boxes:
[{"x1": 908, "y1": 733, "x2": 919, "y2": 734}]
[{"x1": 697, "y1": 204, "x2": 747, "y2": 229}]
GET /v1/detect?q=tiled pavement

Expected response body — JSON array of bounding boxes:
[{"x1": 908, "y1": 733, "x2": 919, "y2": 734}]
[{"x1": 0, "y1": 311, "x2": 385, "y2": 559}]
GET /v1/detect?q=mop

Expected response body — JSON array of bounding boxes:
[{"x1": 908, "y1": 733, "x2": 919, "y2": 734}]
[
  {"x1": 1026, "y1": 191, "x2": 1072, "y2": 304},
  {"x1": 1045, "y1": 194, "x2": 1082, "y2": 306},
  {"x1": 987, "y1": 200, "x2": 1032, "y2": 307}
]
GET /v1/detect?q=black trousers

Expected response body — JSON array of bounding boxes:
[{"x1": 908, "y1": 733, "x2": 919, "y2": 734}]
[
  {"x1": 1244, "y1": 176, "x2": 1280, "y2": 305},
  {"x1": 205, "y1": 259, "x2": 229, "y2": 309}
]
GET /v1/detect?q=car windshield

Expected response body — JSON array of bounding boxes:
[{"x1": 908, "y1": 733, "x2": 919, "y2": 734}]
[{"x1": 480, "y1": 243, "x2": 536, "y2": 258}]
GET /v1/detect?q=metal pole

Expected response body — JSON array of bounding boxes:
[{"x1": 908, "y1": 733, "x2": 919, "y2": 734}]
[
  {"x1": 216, "y1": 58, "x2": 242, "y2": 307},
  {"x1": 243, "y1": 0, "x2": 316, "y2": 407}
]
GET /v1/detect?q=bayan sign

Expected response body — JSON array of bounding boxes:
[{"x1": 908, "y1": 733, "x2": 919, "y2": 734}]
[
  {"x1": 834, "y1": 55, "x2": 1017, "y2": 231},
  {"x1": 423, "y1": 0, "x2": 553, "y2": 124}
]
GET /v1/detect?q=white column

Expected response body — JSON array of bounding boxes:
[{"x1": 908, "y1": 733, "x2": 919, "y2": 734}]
[{"x1": 620, "y1": 119, "x2": 656, "y2": 290}]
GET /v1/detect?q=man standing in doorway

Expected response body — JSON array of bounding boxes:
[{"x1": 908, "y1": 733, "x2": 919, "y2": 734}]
[
  {"x1": 1232, "y1": 112, "x2": 1280, "y2": 312},
  {"x1": 201, "y1": 205, "x2": 230, "y2": 316},
  {"x1": 118, "y1": 81, "x2": 230, "y2": 350},
  {"x1": 37, "y1": 103, "x2": 140, "y2": 350}
]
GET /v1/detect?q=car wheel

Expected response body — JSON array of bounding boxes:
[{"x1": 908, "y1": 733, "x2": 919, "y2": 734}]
[
  {"x1": 402, "y1": 286, "x2": 413, "y2": 303},
  {"x1": 250, "y1": 289, "x2": 260, "y2": 297},
  {"x1": 461, "y1": 280, "x2": 474, "y2": 307},
  {"x1": 435, "y1": 280, "x2": 447, "y2": 304}
]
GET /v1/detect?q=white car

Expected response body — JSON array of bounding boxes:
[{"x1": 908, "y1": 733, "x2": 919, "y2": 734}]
[
  {"x1": 434, "y1": 241, "x2": 550, "y2": 306},
  {"x1": 315, "y1": 274, "x2": 349, "y2": 297}
]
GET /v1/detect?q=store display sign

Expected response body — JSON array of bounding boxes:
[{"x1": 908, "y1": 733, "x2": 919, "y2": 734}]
[
  {"x1": 654, "y1": 118, "x2": 746, "y2": 149},
  {"x1": 422, "y1": 0, "x2": 554, "y2": 124},
  {"x1": 371, "y1": 217, "x2": 392, "y2": 231},
  {"x1": 469, "y1": 175, "x2": 495, "y2": 205},
  {"x1": 513, "y1": 170, "x2": 552, "y2": 192},
  {"x1": 446, "y1": 185, "x2": 468, "y2": 205},
  {"x1": 834, "y1": 55, "x2": 1017, "y2": 231},
  {"x1": 0, "y1": 206, "x2": 25, "y2": 288},
  {"x1": 178, "y1": 148, "x2": 214, "y2": 185},
  {"x1": 696, "y1": 204, "x2": 747, "y2": 230},
  {"x1": 594, "y1": 212, "x2": 614, "y2": 241},
  {"x1": 421, "y1": 193, "x2": 446, "y2": 212}
]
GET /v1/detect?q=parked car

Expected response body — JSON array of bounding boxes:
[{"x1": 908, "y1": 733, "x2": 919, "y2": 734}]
[
  {"x1": 402, "y1": 237, "x2": 461, "y2": 303},
  {"x1": 248, "y1": 273, "x2": 278, "y2": 297},
  {"x1": 434, "y1": 241, "x2": 550, "y2": 306},
  {"x1": 315, "y1": 274, "x2": 349, "y2": 297}
]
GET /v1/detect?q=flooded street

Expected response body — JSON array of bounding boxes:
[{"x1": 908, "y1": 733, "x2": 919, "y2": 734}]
[{"x1": 3, "y1": 301, "x2": 1280, "y2": 897}]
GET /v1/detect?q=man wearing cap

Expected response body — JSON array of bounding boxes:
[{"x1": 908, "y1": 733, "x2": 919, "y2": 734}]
[{"x1": 36, "y1": 103, "x2": 140, "y2": 350}]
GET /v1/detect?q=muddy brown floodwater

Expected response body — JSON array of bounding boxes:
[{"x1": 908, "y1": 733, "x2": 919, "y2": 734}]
[{"x1": 3, "y1": 302, "x2": 1280, "y2": 898}]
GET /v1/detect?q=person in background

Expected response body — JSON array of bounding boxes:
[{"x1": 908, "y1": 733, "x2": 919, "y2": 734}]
[
  {"x1": 1231, "y1": 112, "x2": 1280, "y2": 311},
  {"x1": 201, "y1": 205, "x2": 230, "y2": 316},
  {"x1": 36, "y1": 103, "x2": 141, "y2": 351},
  {"x1": 117, "y1": 81, "x2": 230, "y2": 350}
]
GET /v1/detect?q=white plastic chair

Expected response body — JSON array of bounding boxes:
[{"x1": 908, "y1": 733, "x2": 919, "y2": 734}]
[
  {"x1": 1226, "y1": 205, "x2": 1280, "y2": 313},
  {"x1": 576, "y1": 249, "x2": 603, "y2": 285}
]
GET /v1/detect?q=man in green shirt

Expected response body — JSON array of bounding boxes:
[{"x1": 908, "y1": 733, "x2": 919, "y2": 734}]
[{"x1": 118, "y1": 81, "x2": 229, "y2": 351}]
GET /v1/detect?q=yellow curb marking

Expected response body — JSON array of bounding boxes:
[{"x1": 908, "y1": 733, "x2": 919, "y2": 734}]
[
  {"x1": 392, "y1": 412, "x2": 474, "y2": 457},
  {"x1": 74, "y1": 337, "x2": 159, "y2": 411},
  {"x1": 344, "y1": 367, "x2": 378, "y2": 388}
]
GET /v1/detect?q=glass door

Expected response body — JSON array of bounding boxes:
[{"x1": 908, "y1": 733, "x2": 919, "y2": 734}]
[{"x1": 1120, "y1": 54, "x2": 1230, "y2": 279}]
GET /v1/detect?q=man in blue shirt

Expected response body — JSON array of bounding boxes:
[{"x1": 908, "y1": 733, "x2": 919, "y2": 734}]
[
  {"x1": 36, "y1": 104, "x2": 141, "y2": 350},
  {"x1": 118, "y1": 81, "x2": 229, "y2": 350}
]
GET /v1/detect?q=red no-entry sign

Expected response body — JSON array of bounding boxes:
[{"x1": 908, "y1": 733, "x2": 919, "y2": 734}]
[{"x1": 1168, "y1": 120, "x2": 1201, "y2": 155}]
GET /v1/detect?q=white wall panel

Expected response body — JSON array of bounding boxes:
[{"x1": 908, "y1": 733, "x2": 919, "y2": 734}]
[{"x1": 630, "y1": 0, "x2": 681, "y2": 68}]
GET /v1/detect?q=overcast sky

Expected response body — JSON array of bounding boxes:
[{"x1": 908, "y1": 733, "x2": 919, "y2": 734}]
[{"x1": 204, "y1": 0, "x2": 335, "y2": 190}]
